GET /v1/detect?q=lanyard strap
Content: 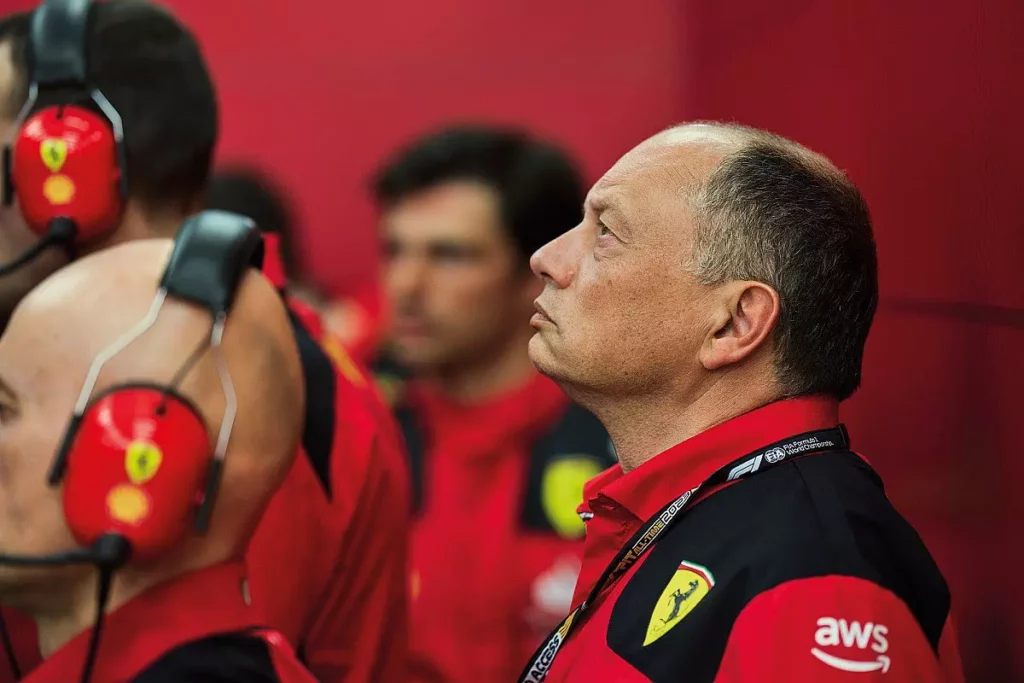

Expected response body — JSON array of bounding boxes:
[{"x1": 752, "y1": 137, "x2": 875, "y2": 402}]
[{"x1": 517, "y1": 425, "x2": 850, "y2": 683}]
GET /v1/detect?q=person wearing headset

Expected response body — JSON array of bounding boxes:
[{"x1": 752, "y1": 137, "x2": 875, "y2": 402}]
[
  {"x1": 0, "y1": 236, "x2": 314, "y2": 682},
  {"x1": 0, "y1": 2, "x2": 410, "y2": 681}
]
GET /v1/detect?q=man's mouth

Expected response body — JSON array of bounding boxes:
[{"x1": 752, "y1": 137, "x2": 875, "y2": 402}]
[
  {"x1": 531, "y1": 300, "x2": 553, "y2": 327},
  {"x1": 393, "y1": 315, "x2": 430, "y2": 336}
]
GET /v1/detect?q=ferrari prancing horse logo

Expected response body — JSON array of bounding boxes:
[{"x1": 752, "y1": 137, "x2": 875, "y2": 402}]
[{"x1": 643, "y1": 560, "x2": 715, "y2": 646}]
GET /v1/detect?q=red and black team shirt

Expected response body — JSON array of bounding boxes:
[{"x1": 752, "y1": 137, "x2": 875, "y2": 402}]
[
  {"x1": 246, "y1": 250, "x2": 411, "y2": 683},
  {"x1": 542, "y1": 396, "x2": 964, "y2": 682},
  {"x1": 373, "y1": 358, "x2": 616, "y2": 683},
  {"x1": 21, "y1": 563, "x2": 315, "y2": 682}
]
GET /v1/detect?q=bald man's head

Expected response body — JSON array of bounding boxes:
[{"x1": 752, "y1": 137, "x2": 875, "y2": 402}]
[
  {"x1": 0, "y1": 239, "x2": 304, "y2": 605},
  {"x1": 529, "y1": 121, "x2": 876, "y2": 412}
]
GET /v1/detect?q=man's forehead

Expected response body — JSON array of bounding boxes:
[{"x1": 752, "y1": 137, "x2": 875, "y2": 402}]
[
  {"x1": 588, "y1": 128, "x2": 736, "y2": 217},
  {"x1": 383, "y1": 181, "x2": 506, "y2": 245}
]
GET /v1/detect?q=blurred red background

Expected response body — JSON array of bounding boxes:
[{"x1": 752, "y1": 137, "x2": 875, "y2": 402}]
[{"x1": 1, "y1": 0, "x2": 1020, "y2": 679}]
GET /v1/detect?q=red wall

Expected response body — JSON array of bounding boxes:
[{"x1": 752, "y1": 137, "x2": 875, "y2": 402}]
[{"x1": 168, "y1": 0, "x2": 686, "y2": 295}]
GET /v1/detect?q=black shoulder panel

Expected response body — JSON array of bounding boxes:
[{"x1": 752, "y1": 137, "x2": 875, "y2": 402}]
[
  {"x1": 606, "y1": 451, "x2": 951, "y2": 683},
  {"x1": 394, "y1": 403, "x2": 428, "y2": 514},
  {"x1": 370, "y1": 353, "x2": 429, "y2": 514},
  {"x1": 286, "y1": 309, "x2": 336, "y2": 499},
  {"x1": 133, "y1": 633, "x2": 280, "y2": 682},
  {"x1": 519, "y1": 402, "x2": 616, "y2": 538}
]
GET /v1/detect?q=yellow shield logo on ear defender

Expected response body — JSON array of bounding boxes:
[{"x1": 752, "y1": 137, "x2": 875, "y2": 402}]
[
  {"x1": 125, "y1": 440, "x2": 163, "y2": 485},
  {"x1": 40, "y1": 138, "x2": 68, "y2": 173}
]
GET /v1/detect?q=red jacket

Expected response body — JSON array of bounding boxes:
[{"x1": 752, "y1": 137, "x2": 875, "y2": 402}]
[
  {"x1": 0, "y1": 295, "x2": 411, "y2": 683},
  {"x1": 250, "y1": 296, "x2": 411, "y2": 682},
  {"x1": 22, "y1": 563, "x2": 315, "y2": 683},
  {"x1": 536, "y1": 397, "x2": 964, "y2": 683},
  {"x1": 374, "y1": 365, "x2": 616, "y2": 683}
]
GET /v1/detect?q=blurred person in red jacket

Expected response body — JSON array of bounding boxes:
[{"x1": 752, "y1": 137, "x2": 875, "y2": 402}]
[
  {"x1": 205, "y1": 169, "x2": 411, "y2": 681},
  {"x1": 0, "y1": 3, "x2": 409, "y2": 682},
  {"x1": 205, "y1": 168, "x2": 387, "y2": 367},
  {"x1": 370, "y1": 126, "x2": 617, "y2": 683}
]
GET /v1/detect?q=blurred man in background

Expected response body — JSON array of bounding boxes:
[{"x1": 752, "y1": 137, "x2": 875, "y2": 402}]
[
  {"x1": 371, "y1": 125, "x2": 616, "y2": 683},
  {"x1": 0, "y1": 3, "x2": 408, "y2": 681},
  {"x1": 205, "y1": 168, "x2": 387, "y2": 367}
]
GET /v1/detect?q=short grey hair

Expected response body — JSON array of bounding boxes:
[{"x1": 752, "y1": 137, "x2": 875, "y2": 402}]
[{"x1": 684, "y1": 123, "x2": 878, "y2": 401}]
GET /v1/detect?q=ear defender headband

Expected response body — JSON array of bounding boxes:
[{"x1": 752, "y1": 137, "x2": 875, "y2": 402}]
[
  {"x1": 0, "y1": 210, "x2": 264, "y2": 683},
  {"x1": 0, "y1": 0, "x2": 126, "y2": 276}
]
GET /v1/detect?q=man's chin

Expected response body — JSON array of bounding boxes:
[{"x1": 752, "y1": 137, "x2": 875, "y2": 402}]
[
  {"x1": 392, "y1": 341, "x2": 462, "y2": 374},
  {"x1": 528, "y1": 333, "x2": 563, "y2": 379}
]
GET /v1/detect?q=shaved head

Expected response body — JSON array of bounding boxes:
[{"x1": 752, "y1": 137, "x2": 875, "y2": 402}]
[{"x1": 0, "y1": 239, "x2": 304, "y2": 610}]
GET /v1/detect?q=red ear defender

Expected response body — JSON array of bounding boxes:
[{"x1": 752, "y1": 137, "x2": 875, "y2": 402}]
[
  {"x1": 60, "y1": 386, "x2": 212, "y2": 564},
  {"x1": 12, "y1": 105, "x2": 122, "y2": 241}
]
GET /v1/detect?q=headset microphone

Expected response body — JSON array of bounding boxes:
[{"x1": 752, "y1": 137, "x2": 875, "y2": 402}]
[
  {"x1": 0, "y1": 538, "x2": 125, "y2": 567},
  {"x1": 0, "y1": 217, "x2": 77, "y2": 276},
  {"x1": 0, "y1": 535, "x2": 131, "y2": 683}
]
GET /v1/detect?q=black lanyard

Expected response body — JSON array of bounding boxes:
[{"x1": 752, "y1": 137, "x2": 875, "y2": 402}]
[{"x1": 517, "y1": 425, "x2": 850, "y2": 683}]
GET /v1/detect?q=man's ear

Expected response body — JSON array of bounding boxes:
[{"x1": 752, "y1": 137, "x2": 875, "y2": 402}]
[{"x1": 699, "y1": 281, "x2": 780, "y2": 371}]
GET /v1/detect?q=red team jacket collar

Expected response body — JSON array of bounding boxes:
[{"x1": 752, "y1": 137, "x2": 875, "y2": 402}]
[
  {"x1": 412, "y1": 371, "x2": 569, "y2": 460},
  {"x1": 25, "y1": 562, "x2": 259, "y2": 683},
  {"x1": 585, "y1": 396, "x2": 840, "y2": 522}
]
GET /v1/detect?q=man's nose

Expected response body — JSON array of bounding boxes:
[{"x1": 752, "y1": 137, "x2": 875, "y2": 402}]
[
  {"x1": 530, "y1": 226, "x2": 580, "y2": 289},
  {"x1": 387, "y1": 253, "x2": 428, "y2": 299}
]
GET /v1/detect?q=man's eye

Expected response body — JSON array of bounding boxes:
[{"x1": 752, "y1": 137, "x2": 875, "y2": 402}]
[
  {"x1": 597, "y1": 220, "x2": 613, "y2": 238},
  {"x1": 0, "y1": 404, "x2": 16, "y2": 425},
  {"x1": 429, "y1": 244, "x2": 476, "y2": 263}
]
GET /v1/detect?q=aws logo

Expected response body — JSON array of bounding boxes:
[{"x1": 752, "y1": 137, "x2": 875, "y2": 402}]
[{"x1": 811, "y1": 617, "x2": 891, "y2": 674}]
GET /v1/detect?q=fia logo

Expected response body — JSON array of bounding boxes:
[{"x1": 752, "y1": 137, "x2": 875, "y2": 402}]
[{"x1": 811, "y1": 617, "x2": 891, "y2": 674}]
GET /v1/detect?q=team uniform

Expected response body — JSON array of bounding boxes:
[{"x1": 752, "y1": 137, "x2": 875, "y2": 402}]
[
  {"x1": 244, "y1": 244, "x2": 411, "y2": 682},
  {"x1": 531, "y1": 397, "x2": 963, "y2": 683},
  {"x1": 373, "y1": 362, "x2": 615, "y2": 683},
  {"x1": 21, "y1": 564, "x2": 314, "y2": 682},
  {"x1": 0, "y1": 243, "x2": 411, "y2": 683}
]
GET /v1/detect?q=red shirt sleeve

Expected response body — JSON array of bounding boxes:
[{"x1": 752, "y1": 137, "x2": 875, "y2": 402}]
[
  {"x1": 300, "y1": 381, "x2": 411, "y2": 683},
  {"x1": 714, "y1": 575, "x2": 963, "y2": 683}
]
